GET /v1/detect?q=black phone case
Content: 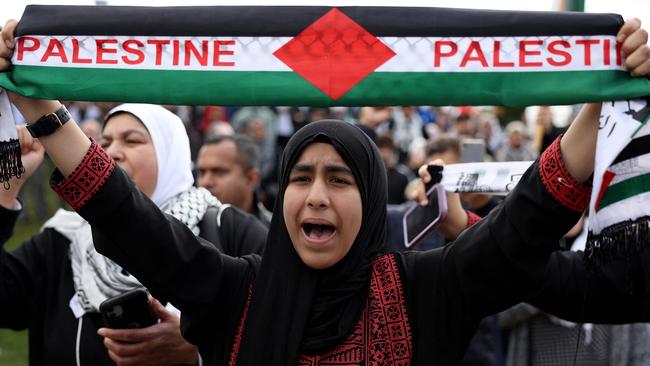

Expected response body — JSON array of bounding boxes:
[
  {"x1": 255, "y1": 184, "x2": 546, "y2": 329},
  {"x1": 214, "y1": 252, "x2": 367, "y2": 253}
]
[
  {"x1": 99, "y1": 288, "x2": 157, "y2": 329},
  {"x1": 402, "y1": 165, "x2": 447, "y2": 248}
]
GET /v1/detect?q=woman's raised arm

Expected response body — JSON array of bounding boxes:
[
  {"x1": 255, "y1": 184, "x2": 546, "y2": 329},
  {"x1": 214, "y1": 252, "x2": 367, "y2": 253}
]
[{"x1": 561, "y1": 18, "x2": 649, "y2": 183}]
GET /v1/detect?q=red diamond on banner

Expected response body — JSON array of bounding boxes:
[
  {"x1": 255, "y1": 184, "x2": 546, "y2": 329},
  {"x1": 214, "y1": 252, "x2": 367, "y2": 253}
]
[{"x1": 273, "y1": 8, "x2": 396, "y2": 100}]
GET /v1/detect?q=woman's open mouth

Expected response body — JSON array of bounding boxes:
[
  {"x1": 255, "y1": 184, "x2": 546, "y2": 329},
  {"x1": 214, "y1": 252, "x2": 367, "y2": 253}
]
[{"x1": 301, "y1": 222, "x2": 336, "y2": 243}]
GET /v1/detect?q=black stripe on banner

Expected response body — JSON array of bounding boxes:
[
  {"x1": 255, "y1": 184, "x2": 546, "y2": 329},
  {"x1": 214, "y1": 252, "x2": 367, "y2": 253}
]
[
  {"x1": 16, "y1": 6, "x2": 330, "y2": 37},
  {"x1": 17, "y1": 5, "x2": 623, "y2": 38},
  {"x1": 612, "y1": 134, "x2": 650, "y2": 165},
  {"x1": 344, "y1": 7, "x2": 622, "y2": 37}
]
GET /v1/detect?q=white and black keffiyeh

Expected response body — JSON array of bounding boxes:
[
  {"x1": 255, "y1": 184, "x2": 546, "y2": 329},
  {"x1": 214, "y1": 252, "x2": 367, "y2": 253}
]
[{"x1": 45, "y1": 186, "x2": 221, "y2": 313}]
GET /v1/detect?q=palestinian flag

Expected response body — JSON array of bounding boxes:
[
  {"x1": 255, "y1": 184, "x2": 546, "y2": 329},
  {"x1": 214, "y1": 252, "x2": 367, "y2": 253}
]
[
  {"x1": 587, "y1": 99, "x2": 650, "y2": 263},
  {"x1": 0, "y1": 5, "x2": 649, "y2": 106}
]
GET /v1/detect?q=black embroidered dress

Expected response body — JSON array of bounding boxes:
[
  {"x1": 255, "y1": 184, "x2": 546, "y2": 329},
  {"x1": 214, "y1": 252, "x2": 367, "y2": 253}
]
[{"x1": 49, "y1": 136, "x2": 600, "y2": 365}]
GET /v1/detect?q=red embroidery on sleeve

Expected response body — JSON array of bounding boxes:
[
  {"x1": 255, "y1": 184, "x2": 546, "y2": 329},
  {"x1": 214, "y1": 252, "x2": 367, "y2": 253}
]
[
  {"x1": 229, "y1": 286, "x2": 253, "y2": 366},
  {"x1": 539, "y1": 137, "x2": 591, "y2": 213},
  {"x1": 52, "y1": 141, "x2": 114, "y2": 210},
  {"x1": 466, "y1": 210, "x2": 481, "y2": 227}
]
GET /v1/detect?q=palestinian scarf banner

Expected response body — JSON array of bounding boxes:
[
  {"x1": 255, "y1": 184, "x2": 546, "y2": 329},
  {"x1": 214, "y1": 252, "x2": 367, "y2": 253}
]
[
  {"x1": 586, "y1": 99, "x2": 650, "y2": 263},
  {"x1": 0, "y1": 5, "x2": 649, "y2": 106}
]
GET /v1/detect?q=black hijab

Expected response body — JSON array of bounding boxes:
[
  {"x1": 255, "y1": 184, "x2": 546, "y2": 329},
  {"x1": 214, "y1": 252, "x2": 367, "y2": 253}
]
[{"x1": 236, "y1": 120, "x2": 388, "y2": 365}]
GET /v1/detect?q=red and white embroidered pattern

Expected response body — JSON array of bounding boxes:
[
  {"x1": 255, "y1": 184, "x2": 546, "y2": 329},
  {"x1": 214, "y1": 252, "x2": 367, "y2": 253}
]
[
  {"x1": 229, "y1": 254, "x2": 412, "y2": 365},
  {"x1": 297, "y1": 254, "x2": 412, "y2": 366},
  {"x1": 539, "y1": 137, "x2": 591, "y2": 213},
  {"x1": 52, "y1": 141, "x2": 114, "y2": 210}
]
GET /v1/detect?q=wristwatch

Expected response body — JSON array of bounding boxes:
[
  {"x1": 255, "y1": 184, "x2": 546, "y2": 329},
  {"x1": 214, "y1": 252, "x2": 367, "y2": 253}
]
[{"x1": 26, "y1": 105, "x2": 72, "y2": 138}]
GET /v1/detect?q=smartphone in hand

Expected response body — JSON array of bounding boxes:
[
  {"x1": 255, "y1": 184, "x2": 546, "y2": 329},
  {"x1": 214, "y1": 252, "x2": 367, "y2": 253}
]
[
  {"x1": 99, "y1": 288, "x2": 157, "y2": 329},
  {"x1": 402, "y1": 165, "x2": 448, "y2": 248}
]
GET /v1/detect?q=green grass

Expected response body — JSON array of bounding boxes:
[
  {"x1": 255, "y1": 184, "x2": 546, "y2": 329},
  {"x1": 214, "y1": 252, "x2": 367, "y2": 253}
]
[{"x1": 0, "y1": 329, "x2": 28, "y2": 366}]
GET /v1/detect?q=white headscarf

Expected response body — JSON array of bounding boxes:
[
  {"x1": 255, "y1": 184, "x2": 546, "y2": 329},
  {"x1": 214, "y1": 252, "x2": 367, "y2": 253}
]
[{"x1": 105, "y1": 103, "x2": 194, "y2": 206}]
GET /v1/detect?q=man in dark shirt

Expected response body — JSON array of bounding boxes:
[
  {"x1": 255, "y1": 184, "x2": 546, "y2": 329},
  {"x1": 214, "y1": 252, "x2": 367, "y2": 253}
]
[{"x1": 197, "y1": 134, "x2": 272, "y2": 227}]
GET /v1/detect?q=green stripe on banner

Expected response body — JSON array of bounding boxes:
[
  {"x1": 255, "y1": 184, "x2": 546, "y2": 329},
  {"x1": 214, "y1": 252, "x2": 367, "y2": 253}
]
[
  {"x1": 1, "y1": 65, "x2": 649, "y2": 106},
  {"x1": 598, "y1": 172, "x2": 650, "y2": 211}
]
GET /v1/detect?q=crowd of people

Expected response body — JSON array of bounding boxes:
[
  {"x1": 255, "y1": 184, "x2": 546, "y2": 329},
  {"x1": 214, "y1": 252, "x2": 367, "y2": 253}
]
[
  {"x1": 0, "y1": 14, "x2": 649, "y2": 366},
  {"x1": 14, "y1": 101, "x2": 566, "y2": 216}
]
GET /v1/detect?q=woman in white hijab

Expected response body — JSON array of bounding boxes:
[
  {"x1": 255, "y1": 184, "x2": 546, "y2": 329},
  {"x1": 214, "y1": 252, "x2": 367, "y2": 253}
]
[{"x1": 0, "y1": 104, "x2": 267, "y2": 366}]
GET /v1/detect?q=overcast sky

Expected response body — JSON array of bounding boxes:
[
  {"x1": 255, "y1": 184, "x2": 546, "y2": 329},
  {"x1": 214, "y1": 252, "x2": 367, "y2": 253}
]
[{"x1": 1, "y1": 0, "x2": 648, "y2": 27}]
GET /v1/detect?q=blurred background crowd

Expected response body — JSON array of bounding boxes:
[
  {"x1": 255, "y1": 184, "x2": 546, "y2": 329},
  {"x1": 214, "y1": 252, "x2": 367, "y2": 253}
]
[{"x1": 12, "y1": 101, "x2": 573, "y2": 223}]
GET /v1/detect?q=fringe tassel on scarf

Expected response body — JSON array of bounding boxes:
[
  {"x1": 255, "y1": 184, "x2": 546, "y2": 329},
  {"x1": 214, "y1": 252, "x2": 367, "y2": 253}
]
[
  {"x1": 0, "y1": 139, "x2": 23, "y2": 188},
  {"x1": 586, "y1": 216, "x2": 650, "y2": 264},
  {"x1": 0, "y1": 89, "x2": 24, "y2": 189}
]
